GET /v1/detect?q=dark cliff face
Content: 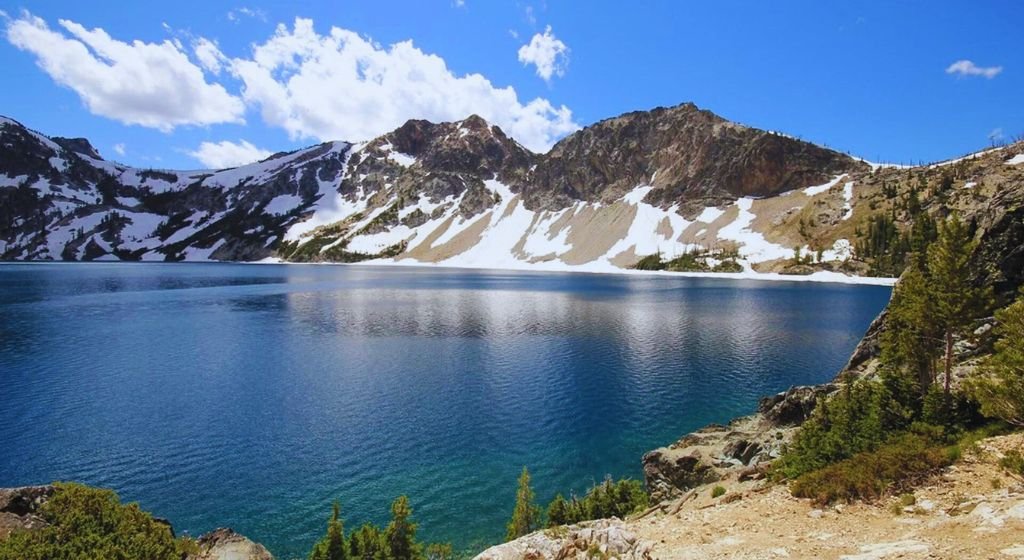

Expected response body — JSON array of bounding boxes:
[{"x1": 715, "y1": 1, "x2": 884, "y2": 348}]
[
  {"x1": 341, "y1": 115, "x2": 535, "y2": 210},
  {"x1": 525, "y1": 103, "x2": 866, "y2": 211}
]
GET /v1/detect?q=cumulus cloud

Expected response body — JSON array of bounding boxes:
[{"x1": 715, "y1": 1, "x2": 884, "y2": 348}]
[
  {"x1": 187, "y1": 139, "x2": 273, "y2": 168},
  {"x1": 946, "y1": 59, "x2": 1003, "y2": 79},
  {"x1": 3, "y1": 12, "x2": 245, "y2": 131},
  {"x1": 517, "y1": 25, "x2": 569, "y2": 82},
  {"x1": 112, "y1": 143, "x2": 126, "y2": 156},
  {"x1": 228, "y1": 18, "x2": 578, "y2": 152}
]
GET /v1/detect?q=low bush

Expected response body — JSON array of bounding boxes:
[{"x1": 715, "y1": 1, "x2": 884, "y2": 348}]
[
  {"x1": 789, "y1": 433, "x2": 953, "y2": 506},
  {"x1": 711, "y1": 486, "x2": 726, "y2": 498},
  {"x1": 0, "y1": 482, "x2": 196, "y2": 560},
  {"x1": 1000, "y1": 450, "x2": 1024, "y2": 477}
]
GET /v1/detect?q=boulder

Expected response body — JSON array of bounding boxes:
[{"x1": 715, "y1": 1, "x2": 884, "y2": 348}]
[
  {"x1": 642, "y1": 448, "x2": 720, "y2": 503},
  {"x1": 758, "y1": 384, "x2": 835, "y2": 427},
  {"x1": 0, "y1": 485, "x2": 55, "y2": 539},
  {"x1": 188, "y1": 528, "x2": 274, "y2": 560},
  {"x1": 721, "y1": 439, "x2": 764, "y2": 466},
  {"x1": 473, "y1": 519, "x2": 653, "y2": 560}
]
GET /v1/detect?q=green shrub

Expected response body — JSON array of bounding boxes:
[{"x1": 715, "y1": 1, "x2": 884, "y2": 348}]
[
  {"x1": 921, "y1": 385, "x2": 979, "y2": 430},
  {"x1": 774, "y1": 380, "x2": 906, "y2": 480},
  {"x1": 0, "y1": 482, "x2": 193, "y2": 560},
  {"x1": 789, "y1": 433, "x2": 953, "y2": 505},
  {"x1": 711, "y1": 486, "x2": 726, "y2": 498},
  {"x1": 711, "y1": 259, "x2": 743, "y2": 273},
  {"x1": 632, "y1": 254, "x2": 665, "y2": 271},
  {"x1": 1000, "y1": 450, "x2": 1024, "y2": 476}
]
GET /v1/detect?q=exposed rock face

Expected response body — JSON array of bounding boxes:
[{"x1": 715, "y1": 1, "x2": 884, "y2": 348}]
[
  {"x1": 643, "y1": 384, "x2": 835, "y2": 502},
  {"x1": 526, "y1": 103, "x2": 865, "y2": 211},
  {"x1": 0, "y1": 116, "x2": 351, "y2": 261},
  {"x1": 0, "y1": 104, "x2": 868, "y2": 265},
  {"x1": 187, "y1": 528, "x2": 274, "y2": 560},
  {"x1": 473, "y1": 519, "x2": 654, "y2": 560},
  {"x1": 757, "y1": 384, "x2": 835, "y2": 427},
  {"x1": 0, "y1": 485, "x2": 55, "y2": 539}
]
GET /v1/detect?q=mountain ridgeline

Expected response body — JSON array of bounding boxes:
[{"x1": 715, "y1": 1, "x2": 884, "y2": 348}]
[
  {"x1": 1, "y1": 103, "x2": 1022, "y2": 283},
  {"x1": 0, "y1": 103, "x2": 864, "y2": 268}
]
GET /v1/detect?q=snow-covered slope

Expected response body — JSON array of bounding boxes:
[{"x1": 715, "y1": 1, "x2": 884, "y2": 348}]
[{"x1": 7, "y1": 105, "x2": 1018, "y2": 283}]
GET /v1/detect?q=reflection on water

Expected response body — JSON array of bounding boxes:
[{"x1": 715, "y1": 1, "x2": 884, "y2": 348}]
[{"x1": 0, "y1": 263, "x2": 890, "y2": 557}]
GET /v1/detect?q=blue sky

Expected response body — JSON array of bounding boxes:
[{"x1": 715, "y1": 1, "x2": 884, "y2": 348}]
[{"x1": 1, "y1": 1, "x2": 1021, "y2": 169}]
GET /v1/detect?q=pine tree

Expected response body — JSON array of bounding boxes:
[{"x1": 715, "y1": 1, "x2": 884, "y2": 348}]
[
  {"x1": 546, "y1": 494, "x2": 570, "y2": 527},
  {"x1": 347, "y1": 523, "x2": 383, "y2": 560},
  {"x1": 505, "y1": 467, "x2": 540, "y2": 541},
  {"x1": 309, "y1": 502, "x2": 346, "y2": 560},
  {"x1": 383, "y1": 496, "x2": 422, "y2": 560},
  {"x1": 926, "y1": 215, "x2": 991, "y2": 393},
  {"x1": 881, "y1": 262, "x2": 940, "y2": 392},
  {"x1": 968, "y1": 294, "x2": 1024, "y2": 426}
]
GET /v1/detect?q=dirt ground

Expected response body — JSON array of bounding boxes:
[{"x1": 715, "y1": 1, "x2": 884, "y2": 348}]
[{"x1": 629, "y1": 432, "x2": 1024, "y2": 559}]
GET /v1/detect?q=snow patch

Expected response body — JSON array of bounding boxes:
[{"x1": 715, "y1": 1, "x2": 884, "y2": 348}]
[
  {"x1": 716, "y1": 198, "x2": 792, "y2": 265},
  {"x1": 1006, "y1": 154, "x2": 1024, "y2": 165},
  {"x1": 696, "y1": 206, "x2": 725, "y2": 223},
  {"x1": 803, "y1": 174, "x2": 846, "y2": 196},
  {"x1": 390, "y1": 152, "x2": 416, "y2": 167},
  {"x1": 842, "y1": 181, "x2": 855, "y2": 220},
  {"x1": 265, "y1": 194, "x2": 304, "y2": 216}
]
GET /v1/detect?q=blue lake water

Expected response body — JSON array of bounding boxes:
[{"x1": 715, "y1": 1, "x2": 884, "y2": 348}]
[{"x1": 0, "y1": 263, "x2": 890, "y2": 557}]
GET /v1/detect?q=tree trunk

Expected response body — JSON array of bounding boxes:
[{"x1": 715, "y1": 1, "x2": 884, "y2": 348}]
[{"x1": 944, "y1": 330, "x2": 953, "y2": 394}]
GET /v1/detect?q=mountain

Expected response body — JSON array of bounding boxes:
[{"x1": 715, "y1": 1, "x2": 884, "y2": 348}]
[{"x1": 2, "y1": 105, "x2": 1020, "y2": 281}]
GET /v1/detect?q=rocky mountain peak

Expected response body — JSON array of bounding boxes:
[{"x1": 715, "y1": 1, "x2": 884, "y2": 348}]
[
  {"x1": 378, "y1": 114, "x2": 534, "y2": 184},
  {"x1": 523, "y1": 101, "x2": 864, "y2": 211},
  {"x1": 52, "y1": 137, "x2": 102, "y2": 160}
]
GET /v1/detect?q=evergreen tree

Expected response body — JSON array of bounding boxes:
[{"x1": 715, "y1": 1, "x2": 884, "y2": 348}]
[
  {"x1": 347, "y1": 523, "x2": 383, "y2": 560},
  {"x1": 546, "y1": 494, "x2": 570, "y2": 527},
  {"x1": 926, "y1": 215, "x2": 991, "y2": 392},
  {"x1": 968, "y1": 294, "x2": 1024, "y2": 426},
  {"x1": 383, "y1": 496, "x2": 422, "y2": 560},
  {"x1": 505, "y1": 467, "x2": 540, "y2": 541},
  {"x1": 881, "y1": 262, "x2": 940, "y2": 392},
  {"x1": 309, "y1": 501, "x2": 346, "y2": 560}
]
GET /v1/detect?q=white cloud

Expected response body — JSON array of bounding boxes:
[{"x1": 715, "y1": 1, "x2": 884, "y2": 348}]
[
  {"x1": 193, "y1": 37, "x2": 228, "y2": 74},
  {"x1": 187, "y1": 139, "x2": 272, "y2": 168},
  {"x1": 227, "y1": 18, "x2": 578, "y2": 152},
  {"x1": 517, "y1": 25, "x2": 569, "y2": 82},
  {"x1": 112, "y1": 143, "x2": 126, "y2": 156},
  {"x1": 4, "y1": 12, "x2": 245, "y2": 131},
  {"x1": 508, "y1": 29, "x2": 519, "y2": 39},
  {"x1": 452, "y1": 0, "x2": 466, "y2": 7},
  {"x1": 227, "y1": 7, "x2": 267, "y2": 23},
  {"x1": 988, "y1": 128, "x2": 1005, "y2": 142},
  {"x1": 946, "y1": 59, "x2": 1003, "y2": 79}
]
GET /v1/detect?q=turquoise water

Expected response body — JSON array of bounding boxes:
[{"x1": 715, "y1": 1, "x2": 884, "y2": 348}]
[{"x1": 0, "y1": 263, "x2": 890, "y2": 557}]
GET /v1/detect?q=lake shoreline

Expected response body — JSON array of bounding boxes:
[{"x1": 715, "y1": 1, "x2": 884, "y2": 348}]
[{"x1": 248, "y1": 257, "x2": 899, "y2": 286}]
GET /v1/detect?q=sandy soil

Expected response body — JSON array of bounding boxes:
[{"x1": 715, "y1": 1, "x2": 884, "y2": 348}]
[{"x1": 629, "y1": 433, "x2": 1024, "y2": 559}]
